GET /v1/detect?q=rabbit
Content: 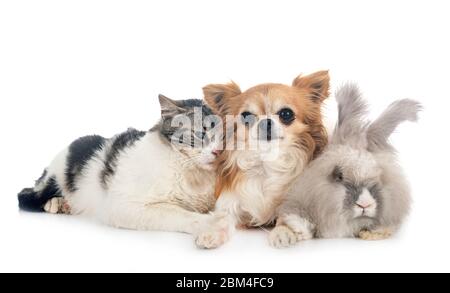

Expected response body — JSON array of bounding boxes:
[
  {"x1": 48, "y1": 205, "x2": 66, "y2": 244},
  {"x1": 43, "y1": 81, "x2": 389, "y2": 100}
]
[{"x1": 269, "y1": 83, "x2": 422, "y2": 248}]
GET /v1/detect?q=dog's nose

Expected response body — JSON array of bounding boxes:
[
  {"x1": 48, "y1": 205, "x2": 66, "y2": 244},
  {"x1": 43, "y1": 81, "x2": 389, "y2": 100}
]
[
  {"x1": 258, "y1": 119, "x2": 274, "y2": 141},
  {"x1": 259, "y1": 119, "x2": 273, "y2": 130}
]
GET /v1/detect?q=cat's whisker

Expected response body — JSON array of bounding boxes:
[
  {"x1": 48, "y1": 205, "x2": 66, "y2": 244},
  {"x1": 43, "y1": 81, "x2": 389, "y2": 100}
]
[{"x1": 180, "y1": 156, "x2": 201, "y2": 166}]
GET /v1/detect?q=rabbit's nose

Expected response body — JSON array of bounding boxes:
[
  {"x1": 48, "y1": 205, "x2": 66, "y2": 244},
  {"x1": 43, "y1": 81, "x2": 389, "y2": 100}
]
[
  {"x1": 356, "y1": 202, "x2": 372, "y2": 209},
  {"x1": 356, "y1": 188, "x2": 376, "y2": 209}
]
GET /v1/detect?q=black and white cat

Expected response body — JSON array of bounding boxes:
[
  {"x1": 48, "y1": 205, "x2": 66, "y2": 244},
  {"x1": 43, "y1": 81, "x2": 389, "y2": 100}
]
[{"x1": 18, "y1": 95, "x2": 226, "y2": 242}]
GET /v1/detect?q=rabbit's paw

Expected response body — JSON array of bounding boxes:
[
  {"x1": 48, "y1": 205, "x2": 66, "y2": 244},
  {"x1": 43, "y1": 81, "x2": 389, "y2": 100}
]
[
  {"x1": 282, "y1": 214, "x2": 314, "y2": 240},
  {"x1": 359, "y1": 227, "x2": 393, "y2": 241},
  {"x1": 269, "y1": 214, "x2": 314, "y2": 248}
]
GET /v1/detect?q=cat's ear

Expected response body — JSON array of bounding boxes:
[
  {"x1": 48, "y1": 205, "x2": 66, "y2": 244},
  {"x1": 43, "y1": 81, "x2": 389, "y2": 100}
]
[
  {"x1": 158, "y1": 94, "x2": 185, "y2": 118},
  {"x1": 203, "y1": 81, "x2": 241, "y2": 115},
  {"x1": 292, "y1": 70, "x2": 330, "y2": 103}
]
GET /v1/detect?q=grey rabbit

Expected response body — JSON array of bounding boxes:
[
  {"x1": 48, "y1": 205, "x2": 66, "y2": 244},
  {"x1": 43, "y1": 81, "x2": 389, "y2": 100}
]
[{"x1": 269, "y1": 83, "x2": 422, "y2": 248}]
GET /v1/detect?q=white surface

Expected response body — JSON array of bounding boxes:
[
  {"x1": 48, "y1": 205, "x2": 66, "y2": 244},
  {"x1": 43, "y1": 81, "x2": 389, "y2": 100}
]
[{"x1": 0, "y1": 0, "x2": 449, "y2": 273}]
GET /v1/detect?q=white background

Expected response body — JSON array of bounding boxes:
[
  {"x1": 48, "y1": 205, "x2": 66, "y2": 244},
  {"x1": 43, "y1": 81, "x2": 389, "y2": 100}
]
[{"x1": 1, "y1": 0, "x2": 449, "y2": 273}]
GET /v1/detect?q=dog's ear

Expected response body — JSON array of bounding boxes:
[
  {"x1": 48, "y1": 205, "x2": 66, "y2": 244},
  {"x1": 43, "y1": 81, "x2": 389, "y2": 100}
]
[
  {"x1": 203, "y1": 81, "x2": 241, "y2": 115},
  {"x1": 293, "y1": 70, "x2": 330, "y2": 103}
]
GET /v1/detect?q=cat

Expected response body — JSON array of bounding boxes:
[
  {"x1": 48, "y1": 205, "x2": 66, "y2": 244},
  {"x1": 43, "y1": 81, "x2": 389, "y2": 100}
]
[{"x1": 17, "y1": 94, "x2": 226, "y2": 239}]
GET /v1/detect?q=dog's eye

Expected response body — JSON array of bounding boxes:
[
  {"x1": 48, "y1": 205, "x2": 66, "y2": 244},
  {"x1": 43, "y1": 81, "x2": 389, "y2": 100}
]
[
  {"x1": 240, "y1": 111, "x2": 256, "y2": 126},
  {"x1": 278, "y1": 108, "x2": 295, "y2": 124}
]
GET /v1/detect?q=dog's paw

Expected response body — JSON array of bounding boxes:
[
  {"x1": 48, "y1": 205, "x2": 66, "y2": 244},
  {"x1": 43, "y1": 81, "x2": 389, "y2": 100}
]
[
  {"x1": 43, "y1": 197, "x2": 70, "y2": 214},
  {"x1": 269, "y1": 225, "x2": 298, "y2": 248},
  {"x1": 358, "y1": 228, "x2": 393, "y2": 241}
]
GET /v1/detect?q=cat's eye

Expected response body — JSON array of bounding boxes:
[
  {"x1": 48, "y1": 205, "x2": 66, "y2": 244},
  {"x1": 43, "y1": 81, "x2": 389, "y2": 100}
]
[
  {"x1": 194, "y1": 131, "x2": 206, "y2": 140},
  {"x1": 331, "y1": 166, "x2": 344, "y2": 183},
  {"x1": 204, "y1": 116, "x2": 220, "y2": 130},
  {"x1": 240, "y1": 111, "x2": 256, "y2": 126},
  {"x1": 277, "y1": 108, "x2": 295, "y2": 125}
]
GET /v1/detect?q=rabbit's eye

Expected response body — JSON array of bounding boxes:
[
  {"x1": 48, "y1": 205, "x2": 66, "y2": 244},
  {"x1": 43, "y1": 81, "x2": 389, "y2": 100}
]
[{"x1": 331, "y1": 166, "x2": 344, "y2": 182}]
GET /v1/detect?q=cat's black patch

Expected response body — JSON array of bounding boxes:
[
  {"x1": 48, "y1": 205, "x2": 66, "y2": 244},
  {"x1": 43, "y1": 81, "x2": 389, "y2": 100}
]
[
  {"x1": 35, "y1": 169, "x2": 47, "y2": 185},
  {"x1": 65, "y1": 135, "x2": 105, "y2": 192},
  {"x1": 101, "y1": 128, "x2": 146, "y2": 188},
  {"x1": 202, "y1": 104, "x2": 214, "y2": 117},
  {"x1": 178, "y1": 99, "x2": 214, "y2": 117},
  {"x1": 177, "y1": 99, "x2": 203, "y2": 108},
  {"x1": 18, "y1": 176, "x2": 61, "y2": 212}
]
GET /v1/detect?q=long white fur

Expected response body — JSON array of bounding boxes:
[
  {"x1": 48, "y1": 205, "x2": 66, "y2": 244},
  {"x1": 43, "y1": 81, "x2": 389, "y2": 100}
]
[
  {"x1": 214, "y1": 143, "x2": 308, "y2": 227},
  {"x1": 40, "y1": 131, "x2": 223, "y2": 238},
  {"x1": 195, "y1": 122, "x2": 309, "y2": 248}
]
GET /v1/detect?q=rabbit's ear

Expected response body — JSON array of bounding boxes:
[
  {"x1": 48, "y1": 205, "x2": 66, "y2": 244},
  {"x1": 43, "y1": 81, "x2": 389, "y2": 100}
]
[
  {"x1": 332, "y1": 83, "x2": 368, "y2": 144},
  {"x1": 367, "y1": 99, "x2": 422, "y2": 150}
]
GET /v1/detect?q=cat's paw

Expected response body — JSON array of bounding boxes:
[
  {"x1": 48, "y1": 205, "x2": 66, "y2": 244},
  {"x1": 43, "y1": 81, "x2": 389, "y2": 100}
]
[
  {"x1": 43, "y1": 197, "x2": 70, "y2": 214},
  {"x1": 358, "y1": 228, "x2": 393, "y2": 241},
  {"x1": 195, "y1": 216, "x2": 232, "y2": 249},
  {"x1": 269, "y1": 225, "x2": 298, "y2": 248},
  {"x1": 195, "y1": 229, "x2": 229, "y2": 249}
]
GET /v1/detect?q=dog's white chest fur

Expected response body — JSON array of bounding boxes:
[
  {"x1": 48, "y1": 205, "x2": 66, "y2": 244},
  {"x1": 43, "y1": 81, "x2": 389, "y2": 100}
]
[{"x1": 216, "y1": 146, "x2": 307, "y2": 227}]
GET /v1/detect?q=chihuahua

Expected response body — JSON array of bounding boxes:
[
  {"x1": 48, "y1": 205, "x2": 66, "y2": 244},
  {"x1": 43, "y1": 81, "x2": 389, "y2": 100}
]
[{"x1": 195, "y1": 70, "x2": 330, "y2": 248}]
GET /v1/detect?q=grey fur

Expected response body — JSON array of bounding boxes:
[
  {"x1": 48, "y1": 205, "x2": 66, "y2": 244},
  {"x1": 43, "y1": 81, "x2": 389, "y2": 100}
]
[
  {"x1": 342, "y1": 182, "x2": 382, "y2": 218},
  {"x1": 152, "y1": 95, "x2": 218, "y2": 148},
  {"x1": 101, "y1": 128, "x2": 146, "y2": 188},
  {"x1": 275, "y1": 83, "x2": 421, "y2": 241},
  {"x1": 332, "y1": 83, "x2": 369, "y2": 145},
  {"x1": 367, "y1": 99, "x2": 422, "y2": 150}
]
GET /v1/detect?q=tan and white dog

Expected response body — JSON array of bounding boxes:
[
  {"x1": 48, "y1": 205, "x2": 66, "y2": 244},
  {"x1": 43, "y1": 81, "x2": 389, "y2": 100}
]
[{"x1": 195, "y1": 71, "x2": 330, "y2": 248}]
